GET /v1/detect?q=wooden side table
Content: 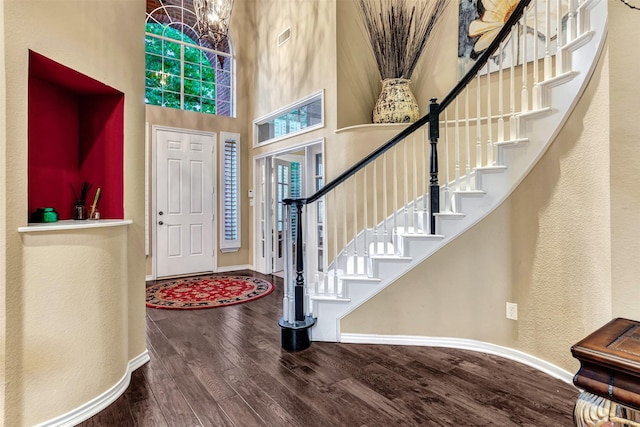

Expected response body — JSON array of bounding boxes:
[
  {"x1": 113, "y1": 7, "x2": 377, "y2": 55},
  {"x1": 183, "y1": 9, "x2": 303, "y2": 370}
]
[{"x1": 571, "y1": 318, "x2": 640, "y2": 426}]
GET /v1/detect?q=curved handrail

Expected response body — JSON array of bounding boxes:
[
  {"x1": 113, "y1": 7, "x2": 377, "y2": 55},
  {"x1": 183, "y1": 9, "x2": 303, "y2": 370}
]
[{"x1": 291, "y1": 0, "x2": 532, "y2": 206}]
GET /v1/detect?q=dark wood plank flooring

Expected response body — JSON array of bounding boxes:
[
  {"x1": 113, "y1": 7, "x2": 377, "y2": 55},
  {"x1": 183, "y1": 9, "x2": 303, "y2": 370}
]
[{"x1": 80, "y1": 270, "x2": 579, "y2": 426}]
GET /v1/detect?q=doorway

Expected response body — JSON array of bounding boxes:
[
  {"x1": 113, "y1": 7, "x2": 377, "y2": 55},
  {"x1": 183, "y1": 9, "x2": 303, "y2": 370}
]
[
  {"x1": 254, "y1": 141, "x2": 324, "y2": 276},
  {"x1": 153, "y1": 127, "x2": 217, "y2": 278}
]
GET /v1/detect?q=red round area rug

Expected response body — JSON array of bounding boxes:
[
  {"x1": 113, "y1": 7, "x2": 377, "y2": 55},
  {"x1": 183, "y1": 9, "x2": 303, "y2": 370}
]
[{"x1": 146, "y1": 275, "x2": 274, "y2": 310}]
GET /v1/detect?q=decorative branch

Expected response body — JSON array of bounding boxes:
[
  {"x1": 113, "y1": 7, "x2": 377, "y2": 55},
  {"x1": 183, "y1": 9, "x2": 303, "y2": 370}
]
[{"x1": 358, "y1": 0, "x2": 450, "y2": 79}]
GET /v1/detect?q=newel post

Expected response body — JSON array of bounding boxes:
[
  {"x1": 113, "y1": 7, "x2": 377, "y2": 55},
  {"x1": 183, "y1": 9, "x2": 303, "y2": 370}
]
[
  {"x1": 429, "y1": 98, "x2": 440, "y2": 234},
  {"x1": 279, "y1": 198, "x2": 316, "y2": 352}
]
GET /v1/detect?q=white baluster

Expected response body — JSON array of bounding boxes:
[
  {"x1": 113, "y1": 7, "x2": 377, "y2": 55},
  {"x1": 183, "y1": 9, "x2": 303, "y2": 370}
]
[
  {"x1": 567, "y1": 0, "x2": 576, "y2": 42},
  {"x1": 392, "y1": 145, "x2": 398, "y2": 252},
  {"x1": 332, "y1": 190, "x2": 338, "y2": 295},
  {"x1": 486, "y1": 59, "x2": 494, "y2": 165},
  {"x1": 556, "y1": 0, "x2": 563, "y2": 74},
  {"x1": 464, "y1": 87, "x2": 472, "y2": 191},
  {"x1": 544, "y1": 0, "x2": 552, "y2": 80},
  {"x1": 352, "y1": 175, "x2": 358, "y2": 275},
  {"x1": 342, "y1": 184, "x2": 348, "y2": 274},
  {"x1": 403, "y1": 138, "x2": 409, "y2": 233},
  {"x1": 476, "y1": 75, "x2": 482, "y2": 171},
  {"x1": 521, "y1": 9, "x2": 529, "y2": 113},
  {"x1": 532, "y1": 0, "x2": 541, "y2": 110},
  {"x1": 498, "y1": 41, "x2": 505, "y2": 142},
  {"x1": 363, "y1": 169, "x2": 368, "y2": 276},
  {"x1": 382, "y1": 152, "x2": 388, "y2": 255},
  {"x1": 510, "y1": 27, "x2": 518, "y2": 140},
  {"x1": 444, "y1": 109, "x2": 451, "y2": 212},
  {"x1": 412, "y1": 133, "x2": 419, "y2": 231},
  {"x1": 422, "y1": 127, "x2": 428, "y2": 224},
  {"x1": 322, "y1": 195, "x2": 329, "y2": 295},
  {"x1": 373, "y1": 159, "x2": 378, "y2": 255},
  {"x1": 454, "y1": 98, "x2": 461, "y2": 194}
]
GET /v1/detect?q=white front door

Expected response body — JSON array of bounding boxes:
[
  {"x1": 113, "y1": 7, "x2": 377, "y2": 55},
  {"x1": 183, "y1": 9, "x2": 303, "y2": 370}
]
[{"x1": 156, "y1": 129, "x2": 215, "y2": 278}]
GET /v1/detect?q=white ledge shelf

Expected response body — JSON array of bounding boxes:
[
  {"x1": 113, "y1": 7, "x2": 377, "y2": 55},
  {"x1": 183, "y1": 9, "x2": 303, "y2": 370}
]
[{"x1": 18, "y1": 219, "x2": 133, "y2": 233}]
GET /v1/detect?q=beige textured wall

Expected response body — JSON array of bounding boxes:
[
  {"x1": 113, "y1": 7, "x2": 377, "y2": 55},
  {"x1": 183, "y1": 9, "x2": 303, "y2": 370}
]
[
  {"x1": 609, "y1": 0, "x2": 640, "y2": 320},
  {"x1": 22, "y1": 229, "x2": 131, "y2": 424},
  {"x1": 3, "y1": 0, "x2": 146, "y2": 425},
  {"x1": 251, "y1": 0, "x2": 336, "y2": 123},
  {"x1": 250, "y1": 0, "x2": 337, "y2": 158},
  {"x1": 342, "y1": 17, "x2": 614, "y2": 372},
  {"x1": 0, "y1": 0, "x2": 6, "y2": 419}
]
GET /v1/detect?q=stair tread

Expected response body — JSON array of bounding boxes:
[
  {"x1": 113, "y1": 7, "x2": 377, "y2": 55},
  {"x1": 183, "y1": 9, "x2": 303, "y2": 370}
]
[
  {"x1": 370, "y1": 255, "x2": 412, "y2": 261},
  {"x1": 397, "y1": 233, "x2": 444, "y2": 239},
  {"x1": 434, "y1": 212, "x2": 465, "y2": 218},
  {"x1": 339, "y1": 275, "x2": 381, "y2": 282},
  {"x1": 454, "y1": 190, "x2": 486, "y2": 196},
  {"x1": 476, "y1": 165, "x2": 508, "y2": 172},
  {"x1": 495, "y1": 138, "x2": 528, "y2": 146},
  {"x1": 310, "y1": 295, "x2": 351, "y2": 302}
]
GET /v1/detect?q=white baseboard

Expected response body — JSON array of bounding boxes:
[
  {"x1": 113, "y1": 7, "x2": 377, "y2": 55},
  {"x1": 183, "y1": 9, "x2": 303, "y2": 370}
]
[
  {"x1": 35, "y1": 350, "x2": 151, "y2": 427},
  {"x1": 145, "y1": 274, "x2": 154, "y2": 281},
  {"x1": 217, "y1": 264, "x2": 254, "y2": 273},
  {"x1": 340, "y1": 333, "x2": 575, "y2": 385}
]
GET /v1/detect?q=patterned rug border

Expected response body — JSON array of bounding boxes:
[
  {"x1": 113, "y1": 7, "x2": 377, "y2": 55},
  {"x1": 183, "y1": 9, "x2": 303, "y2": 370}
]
[{"x1": 146, "y1": 275, "x2": 274, "y2": 310}]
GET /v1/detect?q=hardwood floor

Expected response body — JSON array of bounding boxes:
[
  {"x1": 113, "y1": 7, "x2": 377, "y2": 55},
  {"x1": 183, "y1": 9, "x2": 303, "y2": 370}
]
[{"x1": 80, "y1": 270, "x2": 579, "y2": 426}]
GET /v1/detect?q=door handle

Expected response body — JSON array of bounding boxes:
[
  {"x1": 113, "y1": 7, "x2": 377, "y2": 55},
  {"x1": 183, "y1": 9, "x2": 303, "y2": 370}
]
[
  {"x1": 159, "y1": 211, "x2": 164, "y2": 215},
  {"x1": 158, "y1": 221, "x2": 164, "y2": 225}
]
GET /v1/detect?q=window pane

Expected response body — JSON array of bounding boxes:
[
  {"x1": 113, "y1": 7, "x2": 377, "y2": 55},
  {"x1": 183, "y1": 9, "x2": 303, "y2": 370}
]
[
  {"x1": 162, "y1": 57, "x2": 181, "y2": 78},
  {"x1": 308, "y1": 98, "x2": 322, "y2": 126},
  {"x1": 145, "y1": 70, "x2": 163, "y2": 88},
  {"x1": 217, "y1": 70, "x2": 231, "y2": 87},
  {"x1": 201, "y1": 98, "x2": 216, "y2": 114},
  {"x1": 184, "y1": 95, "x2": 202, "y2": 112},
  {"x1": 184, "y1": 78, "x2": 201, "y2": 96},
  {"x1": 202, "y1": 65, "x2": 216, "y2": 82},
  {"x1": 201, "y1": 82, "x2": 216, "y2": 100},
  {"x1": 184, "y1": 45, "x2": 202, "y2": 63},
  {"x1": 145, "y1": 35, "x2": 163, "y2": 55},
  {"x1": 288, "y1": 110, "x2": 302, "y2": 132},
  {"x1": 162, "y1": 91, "x2": 181, "y2": 109},
  {"x1": 216, "y1": 101, "x2": 231, "y2": 117},
  {"x1": 163, "y1": 40, "x2": 181, "y2": 59},
  {"x1": 145, "y1": 88, "x2": 163, "y2": 106},
  {"x1": 184, "y1": 62, "x2": 201, "y2": 80},
  {"x1": 146, "y1": 54, "x2": 163, "y2": 72},
  {"x1": 164, "y1": 73, "x2": 181, "y2": 93}
]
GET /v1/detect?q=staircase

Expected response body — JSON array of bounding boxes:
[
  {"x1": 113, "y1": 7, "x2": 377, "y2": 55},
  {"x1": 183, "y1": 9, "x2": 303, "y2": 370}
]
[{"x1": 279, "y1": 0, "x2": 608, "y2": 347}]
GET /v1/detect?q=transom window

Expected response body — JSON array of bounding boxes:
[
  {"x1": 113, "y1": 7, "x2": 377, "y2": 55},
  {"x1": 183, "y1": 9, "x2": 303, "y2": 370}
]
[
  {"x1": 253, "y1": 91, "x2": 324, "y2": 146},
  {"x1": 145, "y1": 0, "x2": 235, "y2": 116}
]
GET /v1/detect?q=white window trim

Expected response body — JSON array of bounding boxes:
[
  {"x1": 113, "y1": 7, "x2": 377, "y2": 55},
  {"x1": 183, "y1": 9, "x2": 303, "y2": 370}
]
[
  {"x1": 252, "y1": 89, "x2": 324, "y2": 148},
  {"x1": 220, "y1": 131, "x2": 241, "y2": 252}
]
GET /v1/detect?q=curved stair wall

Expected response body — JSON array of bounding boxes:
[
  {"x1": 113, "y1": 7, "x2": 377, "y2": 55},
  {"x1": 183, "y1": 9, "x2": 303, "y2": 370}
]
[{"x1": 280, "y1": 0, "x2": 609, "y2": 372}]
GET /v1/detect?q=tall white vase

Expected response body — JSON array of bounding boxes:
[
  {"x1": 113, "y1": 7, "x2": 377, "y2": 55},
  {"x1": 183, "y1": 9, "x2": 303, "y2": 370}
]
[{"x1": 373, "y1": 78, "x2": 420, "y2": 124}]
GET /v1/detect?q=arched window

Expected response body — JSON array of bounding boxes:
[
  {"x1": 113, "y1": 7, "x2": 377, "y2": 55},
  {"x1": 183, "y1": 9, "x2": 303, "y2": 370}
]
[{"x1": 145, "y1": 0, "x2": 235, "y2": 116}]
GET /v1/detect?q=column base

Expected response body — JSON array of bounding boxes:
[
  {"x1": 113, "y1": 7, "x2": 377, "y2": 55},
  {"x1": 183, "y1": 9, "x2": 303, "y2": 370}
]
[{"x1": 279, "y1": 316, "x2": 316, "y2": 352}]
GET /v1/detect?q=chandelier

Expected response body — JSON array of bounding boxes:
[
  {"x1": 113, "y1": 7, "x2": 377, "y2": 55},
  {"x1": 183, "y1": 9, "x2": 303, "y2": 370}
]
[{"x1": 193, "y1": 0, "x2": 234, "y2": 48}]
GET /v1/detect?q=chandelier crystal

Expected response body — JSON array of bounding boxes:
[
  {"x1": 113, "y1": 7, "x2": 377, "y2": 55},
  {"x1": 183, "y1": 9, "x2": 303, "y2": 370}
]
[{"x1": 193, "y1": 0, "x2": 234, "y2": 48}]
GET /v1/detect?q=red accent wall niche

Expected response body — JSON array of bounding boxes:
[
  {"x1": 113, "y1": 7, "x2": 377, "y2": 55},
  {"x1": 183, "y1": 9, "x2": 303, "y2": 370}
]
[{"x1": 28, "y1": 50, "x2": 124, "y2": 221}]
